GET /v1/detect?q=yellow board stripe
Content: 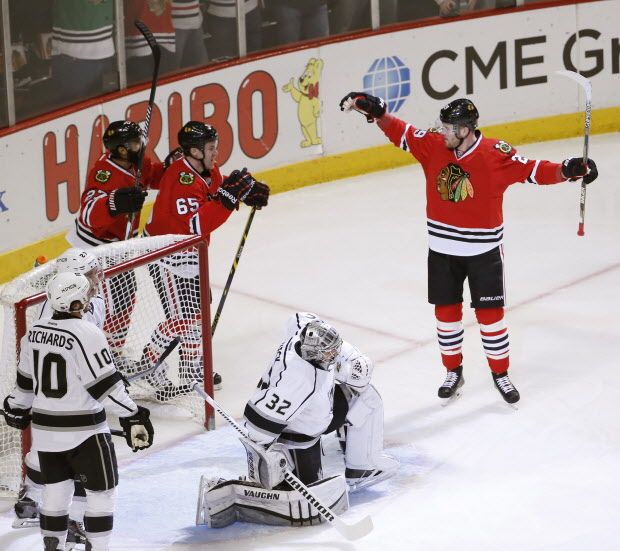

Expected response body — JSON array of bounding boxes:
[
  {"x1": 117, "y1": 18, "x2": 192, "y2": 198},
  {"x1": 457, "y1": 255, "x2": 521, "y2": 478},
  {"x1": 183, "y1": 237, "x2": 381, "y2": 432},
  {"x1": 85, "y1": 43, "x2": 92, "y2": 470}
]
[{"x1": 1, "y1": 106, "x2": 619, "y2": 284}]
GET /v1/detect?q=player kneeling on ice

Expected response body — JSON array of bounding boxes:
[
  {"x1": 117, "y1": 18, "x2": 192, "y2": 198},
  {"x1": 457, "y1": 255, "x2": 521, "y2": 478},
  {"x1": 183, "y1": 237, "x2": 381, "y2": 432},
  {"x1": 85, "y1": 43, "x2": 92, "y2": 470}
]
[
  {"x1": 2, "y1": 272, "x2": 154, "y2": 551},
  {"x1": 196, "y1": 314, "x2": 397, "y2": 528}
]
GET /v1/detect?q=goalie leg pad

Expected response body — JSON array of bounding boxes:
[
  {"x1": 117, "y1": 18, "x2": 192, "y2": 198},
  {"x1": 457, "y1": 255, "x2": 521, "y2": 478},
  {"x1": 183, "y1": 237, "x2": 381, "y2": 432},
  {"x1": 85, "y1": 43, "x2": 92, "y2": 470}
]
[{"x1": 196, "y1": 475, "x2": 349, "y2": 528}]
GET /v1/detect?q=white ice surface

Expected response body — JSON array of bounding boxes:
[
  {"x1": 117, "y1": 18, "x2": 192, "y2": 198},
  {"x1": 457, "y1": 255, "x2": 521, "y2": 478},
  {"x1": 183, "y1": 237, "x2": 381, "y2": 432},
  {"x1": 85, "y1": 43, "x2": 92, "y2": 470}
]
[{"x1": 1, "y1": 133, "x2": 619, "y2": 550}]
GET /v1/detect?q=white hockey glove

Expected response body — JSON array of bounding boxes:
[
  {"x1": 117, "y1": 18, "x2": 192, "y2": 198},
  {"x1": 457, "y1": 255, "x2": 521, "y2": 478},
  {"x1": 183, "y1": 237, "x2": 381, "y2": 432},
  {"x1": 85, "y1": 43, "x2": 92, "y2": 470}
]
[
  {"x1": 240, "y1": 438, "x2": 291, "y2": 490},
  {"x1": 336, "y1": 353, "x2": 374, "y2": 392}
]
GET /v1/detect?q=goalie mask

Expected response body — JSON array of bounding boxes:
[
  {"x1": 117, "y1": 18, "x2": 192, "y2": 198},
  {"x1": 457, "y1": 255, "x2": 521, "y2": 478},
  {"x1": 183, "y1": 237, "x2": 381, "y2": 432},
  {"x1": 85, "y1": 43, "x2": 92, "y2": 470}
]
[
  {"x1": 299, "y1": 321, "x2": 342, "y2": 368},
  {"x1": 47, "y1": 272, "x2": 91, "y2": 314},
  {"x1": 55, "y1": 248, "x2": 103, "y2": 298}
]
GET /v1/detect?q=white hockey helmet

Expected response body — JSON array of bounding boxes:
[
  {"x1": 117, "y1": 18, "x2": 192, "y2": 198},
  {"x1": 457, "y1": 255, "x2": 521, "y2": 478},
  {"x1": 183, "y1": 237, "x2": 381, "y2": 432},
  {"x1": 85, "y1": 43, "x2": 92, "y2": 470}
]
[
  {"x1": 299, "y1": 320, "x2": 342, "y2": 368},
  {"x1": 55, "y1": 248, "x2": 102, "y2": 297},
  {"x1": 46, "y1": 272, "x2": 91, "y2": 313},
  {"x1": 285, "y1": 311, "x2": 321, "y2": 338}
]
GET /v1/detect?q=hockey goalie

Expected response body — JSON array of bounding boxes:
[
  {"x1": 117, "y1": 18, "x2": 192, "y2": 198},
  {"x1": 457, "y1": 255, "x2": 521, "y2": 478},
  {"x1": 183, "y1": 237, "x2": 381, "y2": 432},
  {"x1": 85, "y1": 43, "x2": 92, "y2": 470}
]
[{"x1": 196, "y1": 313, "x2": 398, "y2": 528}]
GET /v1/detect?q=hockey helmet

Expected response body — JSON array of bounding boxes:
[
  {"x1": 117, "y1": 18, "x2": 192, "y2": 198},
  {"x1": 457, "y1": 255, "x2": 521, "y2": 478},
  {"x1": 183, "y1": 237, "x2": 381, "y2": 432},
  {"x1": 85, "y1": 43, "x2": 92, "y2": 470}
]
[
  {"x1": 285, "y1": 312, "x2": 321, "y2": 338},
  {"x1": 439, "y1": 98, "x2": 479, "y2": 130},
  {"x1": 299, "y1": 321, "x2": 342, "y2": 368},
  {"x1": 178, "y1": 121, "x2": 218, "y2": 154},
  {"x1": 103, "y1": 120, "x2": 142, "y2": 152},
  {"x1": 47, "y1": 272, "x2": 91, "y2": 313},
  {"x1": 55, "y1": 248, "x2": 103, "y2": 297}
]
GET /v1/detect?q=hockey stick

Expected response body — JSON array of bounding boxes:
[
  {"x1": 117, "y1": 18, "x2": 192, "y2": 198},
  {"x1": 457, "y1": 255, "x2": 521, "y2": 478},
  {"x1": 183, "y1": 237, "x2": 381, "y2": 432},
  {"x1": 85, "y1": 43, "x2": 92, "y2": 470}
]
[
  {"x1": 190, "y1": 382, "x2": 373, "y2": 541},
  {"x1": 211, "y1": 207, "x2": 257, "y2": 336},
  {"x1": 555, "y1": 70, "x2": 592, "y2": 236},
  {"x1": 124, "y1": 19, "x2": 161, "y2": 240}
]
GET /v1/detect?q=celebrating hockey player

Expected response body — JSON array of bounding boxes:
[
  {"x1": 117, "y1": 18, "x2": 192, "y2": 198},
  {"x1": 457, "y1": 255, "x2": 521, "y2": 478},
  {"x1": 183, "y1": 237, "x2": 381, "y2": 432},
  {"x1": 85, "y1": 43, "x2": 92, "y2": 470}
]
[
  {"x1": 197, "y1": 313, "x2": 397, "y2": 528},
  {"x1": 13, "y1": 248, "x2": 106, "y2": 547},
  {"x1": 2, "y1": 272, "x2": 154, "y2": 551},
  {"x1": 142, "y1": 121, "x2": 270, "y2": 396},
  {"x1": 340, "y1": 92, "x2": 599, "y2": 405},
  {"x1": 67, "y1": 119, "x2": 164, "y2": 367}
]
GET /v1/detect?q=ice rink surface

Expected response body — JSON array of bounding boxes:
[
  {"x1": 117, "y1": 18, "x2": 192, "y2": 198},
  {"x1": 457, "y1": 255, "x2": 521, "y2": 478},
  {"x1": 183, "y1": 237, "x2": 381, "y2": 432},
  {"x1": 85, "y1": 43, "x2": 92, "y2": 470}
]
[{"x1": 1, "y1": 133, "x2": 619, "y2": 550}]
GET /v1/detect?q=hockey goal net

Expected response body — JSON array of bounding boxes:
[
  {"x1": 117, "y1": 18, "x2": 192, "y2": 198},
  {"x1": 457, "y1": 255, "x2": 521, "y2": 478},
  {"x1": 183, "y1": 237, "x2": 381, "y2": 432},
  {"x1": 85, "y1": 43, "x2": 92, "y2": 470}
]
[{"x1": 0, "y1": 234, "x2": 214, "y2": 497}]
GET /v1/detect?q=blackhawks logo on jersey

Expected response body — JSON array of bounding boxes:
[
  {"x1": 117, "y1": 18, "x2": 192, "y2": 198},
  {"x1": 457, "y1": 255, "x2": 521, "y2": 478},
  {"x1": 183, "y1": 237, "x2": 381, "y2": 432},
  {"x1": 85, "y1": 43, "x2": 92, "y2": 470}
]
[
  {"x1": 436, "y1": 163, "x2": 474, "y2": 203},
  {"x1": 94, "y1": 170, "x2": 111, "y2": 183},
  {"x1": 494, "y1": 140, "x2": 513, "y2": 154},
  {"x1": 179, "y1": 171, "x2": 194, "y2": 185}
]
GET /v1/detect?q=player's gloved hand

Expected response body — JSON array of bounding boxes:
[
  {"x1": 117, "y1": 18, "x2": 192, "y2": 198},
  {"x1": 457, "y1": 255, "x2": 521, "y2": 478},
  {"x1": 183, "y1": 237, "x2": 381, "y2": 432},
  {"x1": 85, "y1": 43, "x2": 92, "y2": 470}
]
[
  {"x1": 119, "y1": 405, "x2": 154, "y2": 452},
  {"x1": 561, "y1": 157, "x2": 598, "y2": 184},
  {"x1": 108, "y1": 186, "x2": 147, "y2": 216},
  {"x1": 339, "y1": 92, "x2": 386, "y2": 122},
  {"x1": 216, "y1": 168, "x2": 252, "y2": 210},
  {"x1": 2, "y1": 397, "x2": 31, "y2": 430},
  {"x1": 163, "y1": 147, "x2": 183, "y2": 169},
  {"x1": 240, "y1": 175, "x2": 270, "y2": 209},
  {"x1": 241, "y1": 438, "x2": 291, "y2": 490}
]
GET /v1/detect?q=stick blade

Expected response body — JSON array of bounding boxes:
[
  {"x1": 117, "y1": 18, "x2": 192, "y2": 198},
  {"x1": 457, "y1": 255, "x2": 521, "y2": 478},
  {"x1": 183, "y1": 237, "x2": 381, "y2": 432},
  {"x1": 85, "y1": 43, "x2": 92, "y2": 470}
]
[
  {"x1": 333, "y1": 514, "x2": 374, "y2": 541},
  {"x1": 554, "y1": 70, "x2": 592, "y2": 94}
]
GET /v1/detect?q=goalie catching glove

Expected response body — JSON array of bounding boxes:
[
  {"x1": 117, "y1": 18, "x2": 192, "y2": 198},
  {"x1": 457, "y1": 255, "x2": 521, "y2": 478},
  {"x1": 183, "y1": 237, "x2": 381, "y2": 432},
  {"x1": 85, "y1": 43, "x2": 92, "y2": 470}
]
[
  {"x1": 2, "y1": 396, "x2": 31, "y2": 430},
  {"x1": 108, "y1": 186, "x2": 147, "y2": 215},
  {"x1": 216, "y1": 168, "x2": 270, "y2": 210},
  {"x1": 241, "y1": 438, "x2": 291, "y2": 490},
  {"x1": 561, "y1": 157, "x2": 598, "y2": 184},
  {"x1": 339, "y1": 92, "x2": 386, "y2": 122},
  {"x1": 119, "y1": 405, "x2": 154, "y2": 452}
]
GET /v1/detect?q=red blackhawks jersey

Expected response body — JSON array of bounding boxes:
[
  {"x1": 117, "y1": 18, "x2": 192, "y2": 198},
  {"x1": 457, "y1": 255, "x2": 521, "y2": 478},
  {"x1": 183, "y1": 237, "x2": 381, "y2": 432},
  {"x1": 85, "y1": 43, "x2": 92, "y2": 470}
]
[
  {"x1": 144, "y1": 156, "x2": 233, "y2": 240},
  {"x1": 377, "y1": 113, "x2": 566, "y2": 256},
  {"x1": 68, "y1": 154, "x2": 163, "y2": 247}
]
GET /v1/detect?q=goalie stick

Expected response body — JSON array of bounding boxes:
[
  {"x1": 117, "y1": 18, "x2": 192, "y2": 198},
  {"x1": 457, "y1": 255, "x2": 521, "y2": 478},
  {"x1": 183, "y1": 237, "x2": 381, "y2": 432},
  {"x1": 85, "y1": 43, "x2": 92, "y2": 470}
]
[
  {"x1": 211, "y1": 207, "x2": 256, "y2": 336},
  {"x1": 124, "y1": 19, "x2": 161, "y2": 241},
  {"x1": 190, "y1": 382, "x2": 374, "y2": 541},
  {"x1": 555, "y1": 69, "x2": 592, "y2": 236}
]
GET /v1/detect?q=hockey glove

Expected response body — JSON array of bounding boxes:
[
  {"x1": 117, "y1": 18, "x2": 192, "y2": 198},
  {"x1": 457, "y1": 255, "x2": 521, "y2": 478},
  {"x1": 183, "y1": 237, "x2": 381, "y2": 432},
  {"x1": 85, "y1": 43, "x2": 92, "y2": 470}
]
[
  {"x1": 119, "y1": 405, "x2": 154, "y2": 452},
  {"x1": 561, "y1": 157, "x2": 598, "y2": 184},
  {"x1": 2, "y1": 397, "x2": 31, "y2": 430},
  {"x1": 108, "y1": 186, "x2": 147, "y2": 216},
  {"x1": 240, "y1": 438, "x2": 291, "y2": 490},
  {"x1": 216, "y1": 168, "x2": 252, "y2": 210},
  {"x1": 339, "y1": 92, "x2": 386, "y2": 122},
  {"x1": 163, "y1": 147, "x2": 184, "y2": 169},
  {"x1": 240, "y1": 177, "x2": 270, "y2": 208}
]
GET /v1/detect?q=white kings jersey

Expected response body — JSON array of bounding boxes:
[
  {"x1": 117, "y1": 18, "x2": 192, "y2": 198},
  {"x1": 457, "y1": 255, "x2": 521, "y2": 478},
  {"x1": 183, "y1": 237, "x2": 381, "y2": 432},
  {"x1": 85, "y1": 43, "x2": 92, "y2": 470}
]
[
  {"x1": 6, "y1": 315, "x2": 138, "y2": 452},
  {"x1": 244, "y1": 334, "x2": 337, "y2": 449},
  {"x1": 38, "y1": 294, "x2": 105, "y2": 330}
]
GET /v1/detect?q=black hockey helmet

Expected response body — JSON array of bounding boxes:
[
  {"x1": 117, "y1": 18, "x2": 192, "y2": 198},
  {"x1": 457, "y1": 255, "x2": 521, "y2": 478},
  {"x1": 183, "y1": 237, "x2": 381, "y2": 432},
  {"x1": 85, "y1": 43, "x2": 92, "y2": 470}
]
[
  {"x1": 178, "y1": 121, "x2": 218, "y2": 154},
  {"x1": 103, "y1": 120, "x2": 142, "y2": 152},
  {"x1": 439, "y1": 98, "x2": 479, "y2": 130}
]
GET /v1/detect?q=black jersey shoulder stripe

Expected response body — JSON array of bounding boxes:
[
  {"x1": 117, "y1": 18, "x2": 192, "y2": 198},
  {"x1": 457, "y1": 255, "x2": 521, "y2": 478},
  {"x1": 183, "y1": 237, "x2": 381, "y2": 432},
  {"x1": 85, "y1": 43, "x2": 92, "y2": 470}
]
[
  {"x1": 86, "y1": 371, "x2": 123, "y2": 400},
  {"x1": 274, "y1": 339, "x2": 294, "y2": 388},
  {"x1": 244, "y1": 402, "x2": 287, "y2": 436},
  {"x1": 33, "y1": 324, "x2": 98, "y2": 378},
  {"x1": 254, "y1": 338, "x2": 293, "y2": 407}
]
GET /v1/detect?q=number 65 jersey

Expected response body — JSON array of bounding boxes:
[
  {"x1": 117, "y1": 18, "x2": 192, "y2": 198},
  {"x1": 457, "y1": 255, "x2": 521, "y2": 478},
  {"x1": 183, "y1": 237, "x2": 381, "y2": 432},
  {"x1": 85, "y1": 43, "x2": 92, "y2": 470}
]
[
  {"x1": 6, "y1": 315, "x2": 138, "y2": 453},
  {"x1": 243, "y1": 334, "x2": 336, "y2": 449}
]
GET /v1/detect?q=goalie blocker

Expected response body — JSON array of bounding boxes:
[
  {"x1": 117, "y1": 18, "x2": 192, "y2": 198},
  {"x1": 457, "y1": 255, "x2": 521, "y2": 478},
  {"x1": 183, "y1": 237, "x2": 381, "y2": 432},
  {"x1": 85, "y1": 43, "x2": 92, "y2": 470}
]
[{"x1": 196, "y1": 474, "x2": 349, "y2": 528}]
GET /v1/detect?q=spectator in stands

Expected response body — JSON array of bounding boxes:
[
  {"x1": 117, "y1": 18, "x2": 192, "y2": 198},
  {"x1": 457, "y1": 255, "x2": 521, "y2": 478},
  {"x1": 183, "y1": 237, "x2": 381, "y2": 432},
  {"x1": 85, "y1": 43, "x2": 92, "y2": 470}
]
[
  {"x1": 268, "y1": 0, "x2": 329, "y2": 45},
  {"x1": 328, "y1": 0, "x2": 398, "y2": 34},
  {"x1": 125, "y1": 0, "x2": 176, "y2": 85},
  {"x1": 205, "y1": 0, "x2": 262, "y2": 61},
  {"x1": 50, "y1": 0, "x2": 115, "y2": 106},
  {"x1": 172, "y1": 0, "x2": 208, "y2": 69}
]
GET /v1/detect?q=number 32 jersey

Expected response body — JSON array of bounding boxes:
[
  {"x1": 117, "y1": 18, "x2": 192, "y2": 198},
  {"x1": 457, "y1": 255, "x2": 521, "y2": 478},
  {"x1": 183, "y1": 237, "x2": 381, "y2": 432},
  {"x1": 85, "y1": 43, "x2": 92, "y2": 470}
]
[
  {"x1": 7, "y1": 316, "x2": 138, "y2": 453},
  {"x1": 244, "y1": 334, "x2": 336, "y2": 449}
]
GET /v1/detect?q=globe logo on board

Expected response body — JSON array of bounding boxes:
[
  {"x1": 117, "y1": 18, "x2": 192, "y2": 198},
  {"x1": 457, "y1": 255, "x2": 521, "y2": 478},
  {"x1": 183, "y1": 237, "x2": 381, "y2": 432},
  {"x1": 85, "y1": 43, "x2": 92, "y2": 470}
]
[{"x1": 363, "y1": 56, "x2": 410, "y2": 113}]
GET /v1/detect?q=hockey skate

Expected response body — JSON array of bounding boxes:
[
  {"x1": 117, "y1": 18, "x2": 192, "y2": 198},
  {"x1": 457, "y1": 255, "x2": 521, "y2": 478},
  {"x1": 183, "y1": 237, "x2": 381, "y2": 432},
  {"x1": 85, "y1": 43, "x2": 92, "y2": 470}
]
[
  {"x1": 66, "y1": 519, "x2": 88, "y2": 550},
  {"x1": 12, "y1": 485, "x2": 39, "y2": 528},
  {"x1": 438, "y1": 366, "x2": 464, "y2": 405},
  {"x1": 492, "y1": 371, "x2": 520, "y2": 406},
  {"x1": 345, "y1": 454, "x2": 399, "y2": 492}
]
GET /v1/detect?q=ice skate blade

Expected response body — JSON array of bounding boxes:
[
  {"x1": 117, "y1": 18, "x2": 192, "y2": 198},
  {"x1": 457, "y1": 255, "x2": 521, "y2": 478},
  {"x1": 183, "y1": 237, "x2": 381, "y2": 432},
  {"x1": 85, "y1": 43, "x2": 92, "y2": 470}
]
[
  {"x1": 440, "y1": 389, "x2": 462, "y2": 407},
  {"x1": 12, "y1": 517, "x2": 40, "y2": 528}
]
